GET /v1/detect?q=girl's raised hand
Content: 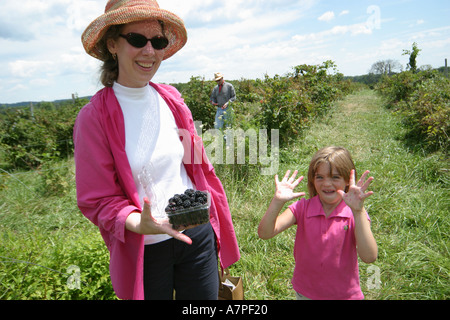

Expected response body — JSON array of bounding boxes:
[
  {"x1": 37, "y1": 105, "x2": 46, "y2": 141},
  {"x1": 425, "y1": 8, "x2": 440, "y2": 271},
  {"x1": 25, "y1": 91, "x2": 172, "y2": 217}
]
[
  {"x1": 338, "y1": 169, "x2": 374, "y2": 213},
  {"x1": 274, "y1": 170, "x2": 306, "y2": 202}
]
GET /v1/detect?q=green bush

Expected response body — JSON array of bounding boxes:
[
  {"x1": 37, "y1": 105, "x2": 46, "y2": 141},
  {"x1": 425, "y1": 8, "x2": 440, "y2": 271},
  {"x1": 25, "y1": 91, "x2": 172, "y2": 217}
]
[
  {"x1": 258, "y1": 61, "x2": 351, "y2": 146},
  {"x1": 1, "y1": 63, "x2": 354, "y2": 171},
  {"x1": 403, "y1": 76, "x2": 449, "y2": 152},
  {"x1": 0, "y1": 227, "x2": 116, "y2": 300},
  {"x1": 0, "y1": 109, "x2": 53, "y2": 169},
  {"x1": 175, "y1": 76, "x2": 217, "y2": 130},
  {"x1": 377, "y1": 70, "x2": 449, "y2": 153},
  {"x1": 37, "y1": 160, "x2": 73, "y2": 197},
  {"x1": 258, "y1": 74, "x2": 312, "y2": 145},
  {"x1": 0, "y1": 100, "x2": 85, "y2": 170}
]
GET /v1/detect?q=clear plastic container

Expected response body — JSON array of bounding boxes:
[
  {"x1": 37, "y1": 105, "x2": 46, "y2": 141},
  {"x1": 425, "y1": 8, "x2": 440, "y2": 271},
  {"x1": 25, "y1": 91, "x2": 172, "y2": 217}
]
[{"x1": 167, "y1": 192, "x2": 211, "y2": 229}]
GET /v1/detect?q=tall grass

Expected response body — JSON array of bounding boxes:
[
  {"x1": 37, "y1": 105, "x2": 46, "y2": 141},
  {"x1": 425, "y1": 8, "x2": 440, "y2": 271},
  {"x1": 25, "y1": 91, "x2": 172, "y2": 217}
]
[
  {"x1": 0, "y1": 90, "x2": 448, "y2": 299},
  {"x1": 0, "y1": 161, "x2": 116, "y2": 300}
]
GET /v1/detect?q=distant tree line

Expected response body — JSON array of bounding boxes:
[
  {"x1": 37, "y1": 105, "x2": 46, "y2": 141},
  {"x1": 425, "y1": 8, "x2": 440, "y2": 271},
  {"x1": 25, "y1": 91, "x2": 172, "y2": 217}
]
[{"x1": 346, "y1": 42, "x2": 448, "y2": 88}]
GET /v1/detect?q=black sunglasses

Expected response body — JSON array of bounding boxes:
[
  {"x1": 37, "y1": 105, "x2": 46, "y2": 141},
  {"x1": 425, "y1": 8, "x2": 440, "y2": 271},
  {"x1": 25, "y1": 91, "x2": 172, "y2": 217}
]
[{"x1": 119, "y1": 33, "x2": 169, "y2": 50}]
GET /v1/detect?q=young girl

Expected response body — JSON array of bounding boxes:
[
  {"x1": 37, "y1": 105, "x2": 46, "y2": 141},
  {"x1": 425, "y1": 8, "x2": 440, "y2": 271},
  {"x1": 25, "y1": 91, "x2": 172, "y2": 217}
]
[{"x1": 258, "y1": 146, "x2": 377, "y2": 300}]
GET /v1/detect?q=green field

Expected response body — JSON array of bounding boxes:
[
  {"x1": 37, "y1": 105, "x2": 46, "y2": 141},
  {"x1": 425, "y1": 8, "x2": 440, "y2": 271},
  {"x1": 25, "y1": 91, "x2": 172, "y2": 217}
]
[{"x1": 0, "y1": 89, "x2": 448, "y2": 300}]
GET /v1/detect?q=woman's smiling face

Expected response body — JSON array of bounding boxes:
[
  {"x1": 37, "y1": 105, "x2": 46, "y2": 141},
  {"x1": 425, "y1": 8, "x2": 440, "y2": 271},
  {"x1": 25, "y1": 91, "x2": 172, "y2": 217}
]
[{"x1": 108, "y1": 20, "x2": 165, "y2": 88}]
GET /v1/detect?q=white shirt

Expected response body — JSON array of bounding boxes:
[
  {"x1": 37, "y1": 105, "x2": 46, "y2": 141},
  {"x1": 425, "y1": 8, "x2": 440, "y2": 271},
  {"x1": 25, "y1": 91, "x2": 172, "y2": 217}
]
[{"x1": 113, "y1": 82, "x2": 194, "y2": 244}]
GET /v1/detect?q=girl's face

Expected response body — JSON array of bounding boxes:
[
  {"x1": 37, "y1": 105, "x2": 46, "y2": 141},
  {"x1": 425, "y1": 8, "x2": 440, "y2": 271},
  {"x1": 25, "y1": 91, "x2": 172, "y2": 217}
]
[
  {"x1": 313, "y1": 162, "x2": 348, "y2": 211},
  {"x1": 108, "y1": 20, "x2": 165, "y2": 88}
]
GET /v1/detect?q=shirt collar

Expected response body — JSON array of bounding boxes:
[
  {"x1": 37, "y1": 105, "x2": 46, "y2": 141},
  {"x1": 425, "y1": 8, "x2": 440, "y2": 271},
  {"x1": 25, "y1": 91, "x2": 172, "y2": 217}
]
[{"x1": 307, "y1": 196, "x2": 352, "y2": 219}]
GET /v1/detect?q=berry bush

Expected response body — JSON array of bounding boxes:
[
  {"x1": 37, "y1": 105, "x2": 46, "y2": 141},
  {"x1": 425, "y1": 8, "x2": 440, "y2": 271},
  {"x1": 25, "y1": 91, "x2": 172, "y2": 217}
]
[{"x1": 377, "y1": 70, "x2": 449, "y2": 153}]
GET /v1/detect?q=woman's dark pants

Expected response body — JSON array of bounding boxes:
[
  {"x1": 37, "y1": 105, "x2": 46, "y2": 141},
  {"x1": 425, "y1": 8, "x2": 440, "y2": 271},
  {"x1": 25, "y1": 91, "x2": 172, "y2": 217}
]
[{"x1": 143, "y1": 222, "x2": 219, "y2": 300}]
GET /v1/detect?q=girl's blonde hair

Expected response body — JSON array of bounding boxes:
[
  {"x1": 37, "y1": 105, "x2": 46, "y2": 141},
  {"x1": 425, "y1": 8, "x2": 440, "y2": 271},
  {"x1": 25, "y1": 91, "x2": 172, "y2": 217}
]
[{"x1": 307, "y1": 146, "x2": 356, "y2": 198}]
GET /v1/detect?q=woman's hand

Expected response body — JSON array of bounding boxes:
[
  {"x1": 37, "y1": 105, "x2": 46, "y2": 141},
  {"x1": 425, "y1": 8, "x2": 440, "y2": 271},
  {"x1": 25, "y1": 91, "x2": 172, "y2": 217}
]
[
  {"x1": 274, "y1": 170, "x2": 306, "y2": 203},
  {"x1": 126, "y1": 198, "x2": 192, "y2": 245},
  {"x1": 338, "y1": 169, "x2": 374, "y2": 213}
]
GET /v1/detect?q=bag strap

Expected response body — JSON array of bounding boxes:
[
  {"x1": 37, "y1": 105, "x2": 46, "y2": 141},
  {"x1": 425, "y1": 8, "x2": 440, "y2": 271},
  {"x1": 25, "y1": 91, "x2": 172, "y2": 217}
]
[{"x1": 218, "y1": 268, "x2": 230, "y2": 289}]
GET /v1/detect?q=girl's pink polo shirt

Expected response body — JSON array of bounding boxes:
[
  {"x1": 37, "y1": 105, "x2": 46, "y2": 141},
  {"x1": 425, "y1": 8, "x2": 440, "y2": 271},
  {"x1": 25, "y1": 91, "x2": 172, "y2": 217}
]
[{"x1": 289, "y1": 196, "x2": 368, "y2": 300}]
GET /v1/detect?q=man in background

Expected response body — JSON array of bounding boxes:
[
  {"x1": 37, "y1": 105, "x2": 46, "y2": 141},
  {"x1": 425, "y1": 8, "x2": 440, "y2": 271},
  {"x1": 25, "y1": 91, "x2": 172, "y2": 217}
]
[{"x1": 210, "y1": 72, "x2": 236, "y2": 130}]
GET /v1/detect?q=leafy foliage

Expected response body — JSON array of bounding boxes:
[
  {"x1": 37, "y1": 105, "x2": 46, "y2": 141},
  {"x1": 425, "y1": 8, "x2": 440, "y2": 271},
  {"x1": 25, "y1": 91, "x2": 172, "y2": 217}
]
[
  {"x1": 0, "y1": 99, "x2": 86, "y2": 170},
  {"x1": 1, "y1": 61, "x2": 355, "y2": 172},
  {"x1": 176, "y1": 61, "x2": 356, "y2": 147},
  {"x1": 402, "y1": 42, "x2": 421, "y2": 73},
  {"x1": 173, "y1": 76, "x2": 217, "y2": 130},
  {"x1": 0, "y1": 228, "x2": 115, "y2": 300},
  {"x1": 256, "y1": 61, "x2": 355, "y2": 145},
  {"x1": 376, "y1": 70, "x2": 449, "y2": 153}
]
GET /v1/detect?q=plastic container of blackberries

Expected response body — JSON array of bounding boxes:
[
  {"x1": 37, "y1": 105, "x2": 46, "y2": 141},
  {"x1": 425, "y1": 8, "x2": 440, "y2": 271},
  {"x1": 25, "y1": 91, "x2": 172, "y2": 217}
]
[{"x1": 166, "y1": 190, "x2": 211, "y2": 229}]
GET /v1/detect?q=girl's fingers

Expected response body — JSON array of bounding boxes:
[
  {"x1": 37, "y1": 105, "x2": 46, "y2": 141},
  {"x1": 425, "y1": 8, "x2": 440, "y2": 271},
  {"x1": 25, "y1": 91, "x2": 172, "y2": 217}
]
[
  {"x1": 283, "y1": 170, "x2": 291, "y2": 182},
  {"x1": 358, "y1": 170, "x2": 369, "y2": 184},
  {"x1": 358, "y1": 170, "x2": 373, "y2": 191},
  {"x1": 293, "y1": 192, "x2": 306, "y2": 198},
  {"x1": 361, "y1": 176, "x2": 374, "y2": 191},
  {"x1": 289, "y1": 170, "x2": 298, "y2": 181},
  {"x1": 349, "y1": 169, "x2": 356, "y2": 186},
  {"x1": 361, "y1": 190, "x2": 374, "y2": 201},
  {"x1": 277, "y1": 170, "x2": 301, "y2": 185},
  {"x1": 292, "y1": 175, "x2": 304, "y2": 187}
]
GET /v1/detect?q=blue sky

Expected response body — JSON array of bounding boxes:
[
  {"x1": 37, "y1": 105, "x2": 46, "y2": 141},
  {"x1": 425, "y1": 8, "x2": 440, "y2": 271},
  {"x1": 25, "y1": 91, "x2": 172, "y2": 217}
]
[{"x1": 1, "y1": 0, "x2": 449, "y2": 104}]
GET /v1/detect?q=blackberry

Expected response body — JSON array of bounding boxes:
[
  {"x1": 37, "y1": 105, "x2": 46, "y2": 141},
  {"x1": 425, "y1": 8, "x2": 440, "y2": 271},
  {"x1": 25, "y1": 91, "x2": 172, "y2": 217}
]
[
  {"x1": 182, "y1": 200, "x2": 191, "y2": 208},
  {"x1": 165, "y1": 189, "x2": 210, "y2": 229},
  {"x1": 194, "y1": 190, "x2": 204, "y2": 197},
  {"x1": 169, "y1": 196, "x2": 182, "y2": 206}
]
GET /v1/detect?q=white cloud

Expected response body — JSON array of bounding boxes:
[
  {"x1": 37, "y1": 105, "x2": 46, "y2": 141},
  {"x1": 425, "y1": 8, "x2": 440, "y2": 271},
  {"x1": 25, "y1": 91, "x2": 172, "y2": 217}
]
[
  {"x1": 175, "y1": 3, "x2": 304, "y2": 80},
  {"x1": 9, "y1": 60, "x2": 53, "y2": 78},
  {"x1": 66, "y1": 1, "x2": 104, "y2": 32},
  {"x1": 292, "y1": 21, "x2": 374, "y2": 44},
  {"x1": 1, "y1": 0, "x2": 450, "y2": 103},
  {"x1": 318, "y1": 11, "x2": 335, "y2": 22},
  {"x1": 30, "y1": 78, "x2": 51, "y2": 87},
  {"x1": 333, "y1": 23, "x2": 373, "y2": 36}
]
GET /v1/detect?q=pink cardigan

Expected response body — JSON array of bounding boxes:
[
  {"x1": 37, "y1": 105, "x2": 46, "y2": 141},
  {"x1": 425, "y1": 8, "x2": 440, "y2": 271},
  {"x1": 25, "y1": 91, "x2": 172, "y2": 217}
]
[{"x1": 73, "y1": 82, "x2": 240, "y2": 300}]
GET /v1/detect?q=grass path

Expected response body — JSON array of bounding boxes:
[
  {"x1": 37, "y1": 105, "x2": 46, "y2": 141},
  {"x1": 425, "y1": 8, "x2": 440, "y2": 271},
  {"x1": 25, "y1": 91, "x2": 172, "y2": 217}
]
[{"x1": 225, "y1": 89, "x2": 449, "y2": 300}]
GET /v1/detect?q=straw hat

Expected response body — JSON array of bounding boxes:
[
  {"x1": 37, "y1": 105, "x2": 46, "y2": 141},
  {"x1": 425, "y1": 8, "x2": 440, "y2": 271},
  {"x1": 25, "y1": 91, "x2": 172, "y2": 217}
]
[
  {"x1": 82, "y1": 0, "x2": 187, "y2": 61},
  {"x1": 214, "y1": 72, "x2": 224, "y2": 81}
]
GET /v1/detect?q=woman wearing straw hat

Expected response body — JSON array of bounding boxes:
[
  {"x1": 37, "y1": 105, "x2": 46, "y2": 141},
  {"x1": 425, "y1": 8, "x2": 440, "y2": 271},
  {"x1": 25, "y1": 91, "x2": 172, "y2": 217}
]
[{"x1": 74, "y1": 0, "x2": 240, "y2": 300}]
